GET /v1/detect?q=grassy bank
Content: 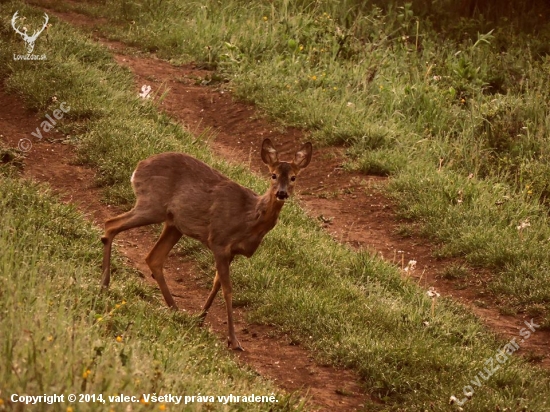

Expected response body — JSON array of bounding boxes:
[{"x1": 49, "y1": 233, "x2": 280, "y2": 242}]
[
  {"x1": 2, "y1": 2, "x2": 550, "y2": 410},
  {"x1": 31, "y1": 0, "x2": 550, "y2": 326}
]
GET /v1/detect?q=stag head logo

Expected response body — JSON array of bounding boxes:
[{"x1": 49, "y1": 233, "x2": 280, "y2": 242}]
[{"x1": 11, "y1": 11, "x2": 49, "y2": 55}]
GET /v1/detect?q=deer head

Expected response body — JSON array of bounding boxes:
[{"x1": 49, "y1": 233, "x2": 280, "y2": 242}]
[{"x1": 11, "y1": 11, "x2": 49, "y2": 55}]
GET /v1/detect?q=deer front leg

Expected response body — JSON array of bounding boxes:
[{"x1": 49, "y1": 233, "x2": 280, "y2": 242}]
[
  {"x1": 199, "y1": 271, "x2": 221, "y2": 325},
  {"x1": 215, "y1": 256, "x2": 243, "y2": 351}
]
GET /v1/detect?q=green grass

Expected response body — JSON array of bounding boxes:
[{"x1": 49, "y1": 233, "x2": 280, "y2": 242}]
[
  {"x1": 28, "y1": 0, "x2": 550, "y2": 325},
  {"x1": 2, "y1": 1, "x2": 550, "y2": 410},
  {"x1": 0, "y1": 174, "x2": 299, "y2": 411}
]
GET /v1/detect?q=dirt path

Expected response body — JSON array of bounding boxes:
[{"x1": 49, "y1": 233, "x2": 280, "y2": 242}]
[{"x1": 2, "y1": 4, "x2": 549, "y2": 409}]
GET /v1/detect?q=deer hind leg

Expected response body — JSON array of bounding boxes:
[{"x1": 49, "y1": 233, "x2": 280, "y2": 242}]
[
  {"x1": 101, "y1": 205, "x2": 165, "y2": 288},
  {"x1": 199, "y1": 271, "x2": 221, "y2": 325},
  {"x1": 145, "y1": 223, "x2": 182, "y2": 309}
]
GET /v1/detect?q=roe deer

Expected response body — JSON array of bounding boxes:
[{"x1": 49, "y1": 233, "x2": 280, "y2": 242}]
[{"x1": 101, "y1": 139, "x2": 312, "y2": 350}]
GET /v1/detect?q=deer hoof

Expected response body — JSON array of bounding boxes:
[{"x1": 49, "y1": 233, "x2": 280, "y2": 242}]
[
  {"x1": 197, "y1": 311, "x2": 208, "y2": 326},
  {"x1": 228, "y1": 338, "x2": 244, "y2": 351}
]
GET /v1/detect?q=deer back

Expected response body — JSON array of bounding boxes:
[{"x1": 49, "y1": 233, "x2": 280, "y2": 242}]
[{"x1": 132, "y1": 152, "x2": 266, "y2": 255}]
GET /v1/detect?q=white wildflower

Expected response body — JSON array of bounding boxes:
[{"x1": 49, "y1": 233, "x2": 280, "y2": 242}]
[
  {"x1": 516, "y1": 220, "x2": 530, "y2": 231},
  {"x1": 139, "y1": 84, "x2": 152, "y2": 99},
  {"x1": 404, "y1": 260, "x2": 417, "y2": 272},
  {"x1": 426, "y1": 287, "x2": 440, "y2": 298}
]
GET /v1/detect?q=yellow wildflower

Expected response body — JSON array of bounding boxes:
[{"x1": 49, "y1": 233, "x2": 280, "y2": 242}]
[{"x1": 116, "y1": 335, "x2": 123, "y2": 343}]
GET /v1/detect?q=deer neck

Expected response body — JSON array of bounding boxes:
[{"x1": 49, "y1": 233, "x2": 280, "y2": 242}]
[{"x1": 254, "y1": 190, "x2": 285, "y2": 232}]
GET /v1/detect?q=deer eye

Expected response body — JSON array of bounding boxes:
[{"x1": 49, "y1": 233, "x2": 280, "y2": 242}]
[
  {"x1": 271, "y1": 174, "x2": 277, "y2": 180},
  {"x1": 290, "y1": 176, "x2": 296, "y2": 182}
]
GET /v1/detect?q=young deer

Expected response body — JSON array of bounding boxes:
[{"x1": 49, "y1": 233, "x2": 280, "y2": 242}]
[{"x1": 101, "y1": 139, "x2": 312, "y2": 350}]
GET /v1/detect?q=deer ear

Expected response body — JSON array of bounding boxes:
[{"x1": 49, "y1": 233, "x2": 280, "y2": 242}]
[
  {"x1": 293, "y1": 142, "x2": 312, "y2": 170},
  {"x1": 261, "y1": 138, "x2": 279, "y2": 166}
]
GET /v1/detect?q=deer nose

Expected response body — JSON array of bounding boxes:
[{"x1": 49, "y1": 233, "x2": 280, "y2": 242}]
[{"x1": 276, "y1": 191, "x2": 288, "y2": 200}]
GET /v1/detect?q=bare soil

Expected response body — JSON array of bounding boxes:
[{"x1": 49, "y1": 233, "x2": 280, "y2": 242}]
[{"x1": 1, "y1": 5, "x2": 549, "y2": 410}]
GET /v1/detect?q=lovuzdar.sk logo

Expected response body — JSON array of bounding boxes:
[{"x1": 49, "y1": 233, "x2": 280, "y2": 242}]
[{"x1": 11, "y1": 10, "x2": 49, "y2": 61}]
